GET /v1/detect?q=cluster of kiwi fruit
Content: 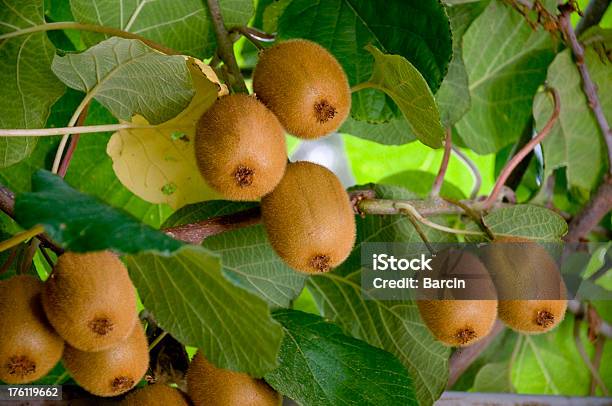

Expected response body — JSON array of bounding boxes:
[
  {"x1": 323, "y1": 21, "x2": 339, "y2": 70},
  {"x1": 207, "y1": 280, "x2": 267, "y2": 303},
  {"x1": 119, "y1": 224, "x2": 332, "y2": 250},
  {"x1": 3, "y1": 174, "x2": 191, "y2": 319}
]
[
  {"x1": 0, "y1": 251, "x2": 280, "y2": 404},
  {"x1": 416, "y1": 237, "x2": 568, "y2": 347},
  {"x1": 0, "y1": 251, "x2": 148, "y2": 397},
  {"x1": 195, "y1": 39, "x2": 356, "y2": 274}
]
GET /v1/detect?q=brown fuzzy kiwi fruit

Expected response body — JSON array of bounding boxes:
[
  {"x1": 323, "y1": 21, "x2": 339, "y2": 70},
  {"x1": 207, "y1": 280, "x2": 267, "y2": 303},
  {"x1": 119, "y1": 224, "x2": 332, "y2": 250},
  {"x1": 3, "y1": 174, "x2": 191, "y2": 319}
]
[
  {"x1": 0, "y1": 275, "x2": 64, "y2": 383},
  {"x1": 253, "y1": 39, "x2": 351, "y2": 139},
  {"x1": 260, "y1": 161, "x2": 356, "y2": 273},
  {"x1": 63, "y1": 322, "x2": 149, "y2": 397},
  {"x1": 482, "y1": 236, "x2": 567, "y2": 334},
  {"x1": 195, "y1": 94, "x2": 287, "y2": 200},
  {"x1": 416, "y1": 249, "x2": 498, "y2": 347},
  {"x1": 187, "y1": 352, "x2": 281, "y2": 406},
  {"x1": 121, "y1": 383, "x2": 190, "y2": 406},
  {"x1": 42, "y1": 251, "x2": 138, "y2": 352}
]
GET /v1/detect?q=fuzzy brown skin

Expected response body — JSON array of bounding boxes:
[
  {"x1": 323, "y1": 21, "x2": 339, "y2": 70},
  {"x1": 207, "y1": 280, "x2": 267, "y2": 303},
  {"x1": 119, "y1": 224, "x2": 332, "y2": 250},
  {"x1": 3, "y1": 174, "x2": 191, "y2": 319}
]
[
  {"x1": 63, "y1": 323, "x2": 149, "y2": 397},
  {"x1": 417, "y1": 300, "x2": 498, "y2": 346},
  {"x1": 261, "y1": 161, "x2": 356, "y2": 273},
  {"x1": 195, "y1": 94, "x2": 287, "y2": 201},
  {"x1": 42, "y1": 251, "x2": 137, "y2": 352},
  {"x1": 187, "y1": 352, "x2": 281, "y2": 406},
  {"x1": 483, "y1": 237, "x2": 568, "y2": 334},
  {"x1": 253, "y1": 39, "x2": 351, "y2": 139},
  {"x1": 416, "y1": 250, "x2": 498, "y2": 347},
  {"x1": 0, "y1": 275, "x2": 64, "y2": 384},
  {"x1": 121, "y1": 383, "x2": 190, "y2": 406}
]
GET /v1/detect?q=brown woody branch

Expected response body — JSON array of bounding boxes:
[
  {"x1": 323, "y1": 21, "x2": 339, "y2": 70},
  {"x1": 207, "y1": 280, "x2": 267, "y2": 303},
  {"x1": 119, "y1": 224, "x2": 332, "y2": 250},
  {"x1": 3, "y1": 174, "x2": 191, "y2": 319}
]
[
  {"x1": 575, "y1": 0, "x2": 612, "y2": 37},
  {"x1": 205, "y1": 0, "x2": 248, "y2": 93},
  {"x1": 558, "y1": 4, "x2": 612, "y2": 172}
]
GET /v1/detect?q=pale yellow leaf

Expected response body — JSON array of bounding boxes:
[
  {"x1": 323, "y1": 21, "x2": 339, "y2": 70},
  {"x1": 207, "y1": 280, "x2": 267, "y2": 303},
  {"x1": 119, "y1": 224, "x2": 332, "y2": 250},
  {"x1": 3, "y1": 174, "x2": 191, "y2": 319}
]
[{"x1": 107, "y1": 58, "x2": 228, "y2": 209}]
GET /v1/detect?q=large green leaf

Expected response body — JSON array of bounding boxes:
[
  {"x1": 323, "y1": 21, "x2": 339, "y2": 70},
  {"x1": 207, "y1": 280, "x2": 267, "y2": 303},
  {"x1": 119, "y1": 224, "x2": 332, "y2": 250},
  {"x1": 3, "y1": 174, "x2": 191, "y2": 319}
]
[
  {"x1": 277, "y1": 0, "x2": 452, "y2": 128},
  {"x1": 51, "y1": 37, "x2": 194, "y2": 124},
  {"x1": 66, "y1": 100, "x2": 172, "y2": 227},
  {"x1": 533, "y1": 32, "x2": 611, "y2": 194},
  {"x1": 436, "y1": 2, "x2": 488, "y2": 126},
  {"x1": 512, "y1": 316, "x2": 596, "y2": 395},
  {"x1": 455, "y1": 0, "x2": 555, "y2": 153},
  {"x1": 308, "y1": 184, "x2": 452, "y2": 406},
  {"x1": 483, "y1": 205, "x2": 568, "y2": 240},
  {"x1": 0, "y1": 0, "x2": 65, "y2": 167},
  {"x1": 163, "y1": 201, "x2": 306, "y2": 308},
  {"x1": 125, "y1": 245, "x2": 283, "y2": 377},
  {"x1": 266, "y1": 309, "x2": 417, "y2": 405},
  {"x1": 69, "y1": 0, "x2": 253, "y2": 58},
  {"x1": 14, "y1": 170, "x2": 182, "y2": 254},
  {"x1": 340, "y1": 116, "x2": 415, "y2": 145},
  {"x1": 359, "y1": 46, "x2": 445, "y2": 148}
]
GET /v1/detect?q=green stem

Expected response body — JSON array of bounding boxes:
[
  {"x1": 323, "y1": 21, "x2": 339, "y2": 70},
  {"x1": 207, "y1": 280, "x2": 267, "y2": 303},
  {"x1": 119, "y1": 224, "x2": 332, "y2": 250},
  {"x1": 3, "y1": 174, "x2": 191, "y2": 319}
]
[
  {"x1": 0, "y1": 22, "x2": 179, "y2": 55},
  {"x1": 0, "y1": 123, "x2": 148, "y2": 137},
  {"x1": 0, "y1": 225, "x2": 45, "y2": 253},
  {"x1": 350, "y1": 81, "x2": 376, "y2": 93}
]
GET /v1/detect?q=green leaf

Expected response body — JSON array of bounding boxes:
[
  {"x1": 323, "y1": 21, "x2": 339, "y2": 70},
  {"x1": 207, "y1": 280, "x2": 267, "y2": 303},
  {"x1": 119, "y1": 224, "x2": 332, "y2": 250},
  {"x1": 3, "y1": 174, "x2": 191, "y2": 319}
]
[
  {"x1": 533, "y1": 35, "x2": 611, "y2": 193},
  {"x1": 340, "y1": 116, "x2": 415, "y2": 145},
  {"x1": 455, "y1": 0, "x2": 555, "y2": 153},
  {"x1": 66, "y1": 100, "x2": 172, "y2": 227},
  {"x1": 436, "y1": 2, "x2": 488, "y2": 126},
  {"x1": 69, "y1": 0, "x2": 253, "y2": 58},
  {"x1": 277, "y1": 0, "x2": 452, "y2": 126},
  {"x1": 379, "y1": 170, "x2": 465, "y2": 200},
  {"x1": 308, "y1": 184, "x2": 451, "y2": 406},
  {"x1": 164, "y1": 201, "x2": 306, "y2": 307},
  {"x1": 359, "y1": 46, "x2": 445, "y2": 148},
  {"x1": 472, "y1": 362, "x2": 512, "y2": 392},
  {"x1": 14, "y1": 170, "x2": 182, "y2": 254},
  {"x1": 0, "y1": 0, "x2": 65, "y2": 167},
  {"x1": 512, "y1": 317, "x2": 594, "y2": 395},
  {"x1": 266, "y1": 309, "x2": 417, "y2": 405},
  {"x1": 483, "y1": 205, "x2": 568, "y2": 240},
  {"x1": 51, "y1": 37, "x2": 194, "y2": 124},
  {"x1": 125, "y1": 245, "x2": 283, "y2": 376}
]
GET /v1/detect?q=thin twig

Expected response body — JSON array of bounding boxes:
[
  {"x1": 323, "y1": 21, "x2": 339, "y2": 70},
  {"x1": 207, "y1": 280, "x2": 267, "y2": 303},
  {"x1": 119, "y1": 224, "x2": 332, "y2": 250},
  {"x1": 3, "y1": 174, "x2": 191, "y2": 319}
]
[
  {"x1": 52, "y1": 96, "x2": 95, "y2": 174},
  {"x1": 559, "y1": 5, "x2": 612, "y2": 172},
  {"x1": 451, "y1": 146, "x2": 482, "y2": 200},
  {"x1": 0, "y1": 22, "x2": 179, "y2": 55},
  {"x1": 149, "y1": 331, "x2": 169, "y2": 351},
  {"x1": 431, "y1": 128, "x2": 452, "y2": 198},
  {"x1": 228, "y1": 26, "x2": 275, "y2": 49},
  {"x1": 565, "y1": 175, "x2": 612, "y2": 242},
  {"x1": 482, "y1": 87, "x2": 560, "y2": 209},
  {"x1": 397, "y1": 208, "x2": 435, "y2": 255},
  {"x1": 590, "y1": 335, "x2": 606, "y2": 395},
  {"x1": 57, "y1": 103, "x2": 90, "y2": 178},
  {"x1": 0, "y1": 247, "x2": 19, "y2": 276},
  {"x1": 0, "y1": 123, "x2": 145, "y2": 137},
  {"x1": 205, "y1": 0, "x2": 248, "y2": 93},
  {"x1": 0, "y1": 225, "x2": 45, "y2": 253},
  {"x1": 392, "y1": 201, "x2": 485, "y2": 236},
  {"x1": 573, "y1": 316, "x2": 609, "y2": 396},
  {"x1": 575, "y1": 0, "x2": 612, "y2": 37}
]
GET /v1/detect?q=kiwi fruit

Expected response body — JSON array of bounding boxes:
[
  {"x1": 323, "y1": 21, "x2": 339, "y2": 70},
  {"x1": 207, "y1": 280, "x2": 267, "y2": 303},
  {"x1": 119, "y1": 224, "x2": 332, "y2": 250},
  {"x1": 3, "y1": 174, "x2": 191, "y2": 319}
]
[
  {"x1": 0, "y1": 275, "x2": 64, "y2": 384},
  {"x1": 260, "y1": 161, "x2": 356, "y2": 273},
  {"x1": 63, "y1": 322, "x2": 149, "y2": 397},
  {"x1": 42, "y1": 251, "x2": 138, "y2": 352},
  {"x1": 195, "y1": 94, "x2": 287, "y2": 200},
  {"x1": 187, "y1": 351, "x2": 281, "y2": 406},
  {"x1": 482, "y1": 236, "x2": 567, "y2": 334},
  {"x1": 121, "y1": 383, "x2": 190, "y2": 406},
  {"x1": 416, "y1": 249, "x2": 498, "y2": 346},
  {"x1": 253, "y1": 39, "x2": 351, "y2": 139}
]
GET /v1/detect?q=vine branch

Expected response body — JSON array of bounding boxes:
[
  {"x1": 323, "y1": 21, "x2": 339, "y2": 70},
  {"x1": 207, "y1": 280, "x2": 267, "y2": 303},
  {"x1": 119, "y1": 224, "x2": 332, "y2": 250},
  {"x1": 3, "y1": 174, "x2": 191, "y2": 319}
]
[
  {"x1": 0, "y1": 123, "x2": 147, "y2": 137},
  {"x1": 0, "y1": 22, "x2": 179, "y2": 55},
  {"x1": 482, "y1": 87, "x2": 560, "y2": 209},
  {"x1": 205, "y1": 0, "x2": 248, "y2": 93},
  {"x1": 558, "y1": 4, "x2": 612, "y2": 172},
  {"x1": 575, "y1": 0, "x2": 612, "y2": 37},
  {"x1": 431, "y1": 128, "x2": 452, "y2": 198}
]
